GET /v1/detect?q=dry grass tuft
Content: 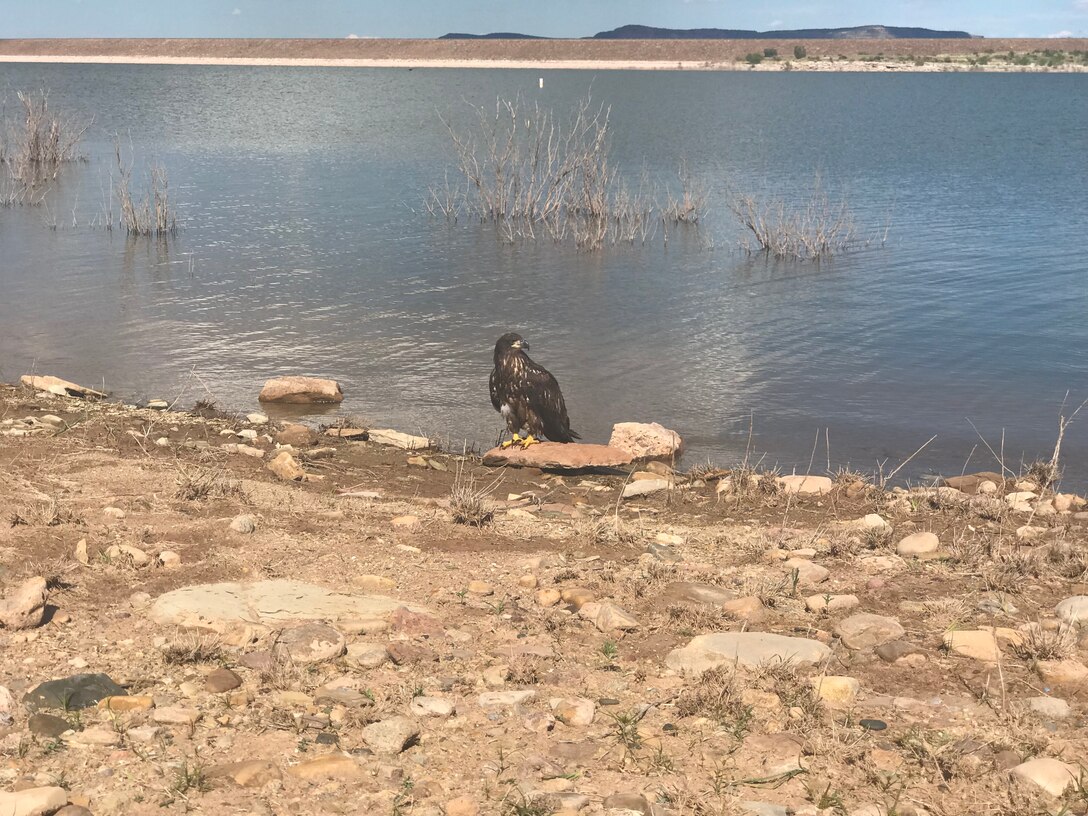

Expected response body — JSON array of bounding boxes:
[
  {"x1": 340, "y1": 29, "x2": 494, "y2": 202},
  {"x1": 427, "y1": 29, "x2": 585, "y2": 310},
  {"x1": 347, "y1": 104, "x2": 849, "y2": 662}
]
[
  {"x1": 449, "y1": 464, "x2": 499, "y2": 527},
  {"x1": 1014, "y1": 624, "x2": 1076, "y2": 662},
  {"x1": 1025, "y1": 458, "x2": 1061, "y2": 490},
  {"x1": 9, "y1": 497, "x2": 84, "y2": 528},
  {"x1": 161, "y1": 631, "x2": 225, "y2": 666},
  {"x1": 674, "y1": 666, "x2": 753, "y2": 736},
  {"x1": 666, "y1": 603, "x2": 731, "y2": 634},
  {"x1": 174, "y1": 464, "x2": 244, "y2": 502}
]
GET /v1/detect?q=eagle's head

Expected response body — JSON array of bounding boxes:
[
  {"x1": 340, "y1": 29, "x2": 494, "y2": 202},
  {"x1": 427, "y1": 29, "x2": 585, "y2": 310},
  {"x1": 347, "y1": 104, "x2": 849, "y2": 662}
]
[{"x1": 494, "y1": 332, "x2": 529, "y2": 363}]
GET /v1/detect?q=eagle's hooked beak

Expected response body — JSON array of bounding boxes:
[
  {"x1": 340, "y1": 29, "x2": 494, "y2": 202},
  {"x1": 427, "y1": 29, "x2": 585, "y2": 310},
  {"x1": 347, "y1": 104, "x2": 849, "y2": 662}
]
[{"x1": 513, "y1": 339, "x2": 529, "y2": 352}]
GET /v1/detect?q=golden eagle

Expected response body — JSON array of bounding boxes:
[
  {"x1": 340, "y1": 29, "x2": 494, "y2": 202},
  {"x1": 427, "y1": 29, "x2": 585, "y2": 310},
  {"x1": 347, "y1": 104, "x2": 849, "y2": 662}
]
[{"x1": 490, "y1": 332, "x2": 580, "y2": 448}]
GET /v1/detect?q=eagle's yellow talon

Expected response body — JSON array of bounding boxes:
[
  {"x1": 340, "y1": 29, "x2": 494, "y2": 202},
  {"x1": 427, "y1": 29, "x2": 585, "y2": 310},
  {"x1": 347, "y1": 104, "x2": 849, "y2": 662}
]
[
  {"x1": 520, "y1": 434, "x2": 539, "y2": 448},
  {"x1": 501, "y1": 434, "x2": 523, "y2": 450}
]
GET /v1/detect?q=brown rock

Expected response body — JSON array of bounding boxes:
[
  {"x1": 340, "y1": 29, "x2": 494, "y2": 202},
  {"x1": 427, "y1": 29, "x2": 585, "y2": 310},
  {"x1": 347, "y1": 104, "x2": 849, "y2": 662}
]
[
  {"x1": 267, "y1": 451, "x2": 307, "y2": 481},
  {"x1": 286, "y1": 753, "x2": 363, "y2": 780},
  {"x1": 390, "y1": 607, "x2": 445, "y2": 637},
  {"x1": 278, "y1": 622, "x2": 345, "y2": 663},
  {"x1": 205, "y1": 668, "x2": 243, "y2": 693},
  {"x1": 942, "y1": 472, "x2": 1006, "y2": 495},
  {"x1": 722, "y1": 596, "x2": 765, "y2": 622},
  {"x1": 275, "y1": 423, "x2": 317, "y2": 447},
  {"x1": 98, "y1": 695, "x2": 153, "y2": 713},
  {"x1": 208, "y1": 760, "x2": 282, "y2": 788},
  {"x1": 445, "y1": 797, "x2": 481, "y2": 816},
  {"x1": 258, "y1": 376, "x2": 343, "y2": 404},
  {"x1": 482, "y1": 442, "x2": 635, "y2": 470},
  {"x1": 560, "y1": 587, "x2": 595, "y2": 610},
  {"x1": 662, "y1": 582, "x2": 735, "y2": 606},
  {"x1": 0, "y1": 576, "x2": 48, "y2": 630},
  {"x1": 835, "y1": 613, "x2": 905, "y2": 650}
]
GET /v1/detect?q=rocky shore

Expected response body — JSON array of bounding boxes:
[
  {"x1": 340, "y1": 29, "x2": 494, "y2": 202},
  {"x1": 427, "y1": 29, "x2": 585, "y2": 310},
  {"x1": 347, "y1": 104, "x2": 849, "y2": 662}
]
[{"x1": 2, "y1": 377, "x2": 1088, "y2": 816}]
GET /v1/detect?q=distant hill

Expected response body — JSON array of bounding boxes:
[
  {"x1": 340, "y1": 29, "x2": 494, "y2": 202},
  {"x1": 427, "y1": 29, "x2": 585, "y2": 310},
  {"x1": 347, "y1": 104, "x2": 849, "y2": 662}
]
[
  {"x1": 438, "y1": 32, "x2": 546, "y2": 40},
  {"x1": 442, "y1": 24, "x2": 975, "y2": 41},
  {"x1": 592, "y1": 24, "x2": 974, "y2": 40}
]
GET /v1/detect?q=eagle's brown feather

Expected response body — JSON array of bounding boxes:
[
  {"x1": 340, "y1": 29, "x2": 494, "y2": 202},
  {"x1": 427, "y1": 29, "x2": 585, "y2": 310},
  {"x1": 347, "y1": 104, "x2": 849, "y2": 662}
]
[{"x1": 490, "y1": 333, "x2": 579, "y2": 443}]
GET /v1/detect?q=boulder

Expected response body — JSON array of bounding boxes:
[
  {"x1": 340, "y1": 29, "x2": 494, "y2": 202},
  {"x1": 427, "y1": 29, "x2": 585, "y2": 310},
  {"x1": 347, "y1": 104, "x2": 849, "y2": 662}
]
[
  {"x1": 0, "y1": 576, "x2": 48, "y2": 630},
  {"x1": 483, "y1": 442, "x2": 634, "y2": 470},
  {"x1": 1011, "y1": 757, "x2": 1078, "y2": 797},
  {"x1": 834, "y1": 614, "x2": 904, "y2": 651},
  {"x1": 608, "y1": 422, "x2": 684, "y2": 463},
  {"x1": 267, "y1": 451, "x2": 307, "y2": 481},
  {"x1": 0, "y1": 787, "x2": 69, "y2": 816},
  {"x1": 20, "y1": 375, "x2": 107, "y2": 399},
  {"x1": 1056, "y1": 596, "x2": 1088, "y2": 626},
  {"x1": 275, "y1": 423, "x2": 317, "y2": 447},
  {"x1": 896, "y1": 532, "x2": 940, "y2": 556},
  {"x1": 622, "y1": 478, "x2": 671, "y2": 498},
  {"x1": 23, "y1": 674, "x2": 127, "y2": 712},
  {"x1": 942, "y1": 472, "x2": 1006, "y2": 495},
  {"x1": 258, "y1": 376, "x2": 343, "y2": 404}
]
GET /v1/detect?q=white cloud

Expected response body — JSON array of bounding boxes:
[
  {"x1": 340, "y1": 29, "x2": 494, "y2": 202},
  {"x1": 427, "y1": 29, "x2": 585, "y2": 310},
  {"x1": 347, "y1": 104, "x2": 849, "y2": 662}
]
[
  {"x1": 346, "y1": 33, "x2": 359, "y2": 39},
  {"x1": 231, "y1": 7, "x2": 241, "y2": 15},
  {"x1": 1076, "y1": 0, "x2": 1088, "y2": 10},
  {"x1": 770, "y1": 19, "x2": 783, "y2": 28},
  {"x1": 1050, "y1": 29, "x2": 1075, "y2": 36}
]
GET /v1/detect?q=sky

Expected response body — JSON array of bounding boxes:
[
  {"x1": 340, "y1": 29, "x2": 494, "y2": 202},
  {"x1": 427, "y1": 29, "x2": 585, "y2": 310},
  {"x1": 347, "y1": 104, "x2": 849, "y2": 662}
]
[{"x1": 1, "y1": 0, "x2": 1086, "y2": 39}]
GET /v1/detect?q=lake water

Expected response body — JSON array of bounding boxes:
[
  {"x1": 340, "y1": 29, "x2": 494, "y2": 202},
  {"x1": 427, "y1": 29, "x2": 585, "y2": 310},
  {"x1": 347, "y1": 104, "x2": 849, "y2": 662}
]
[{"x1": 1, "y1": 64, "x2": 1086, "y2": 485}]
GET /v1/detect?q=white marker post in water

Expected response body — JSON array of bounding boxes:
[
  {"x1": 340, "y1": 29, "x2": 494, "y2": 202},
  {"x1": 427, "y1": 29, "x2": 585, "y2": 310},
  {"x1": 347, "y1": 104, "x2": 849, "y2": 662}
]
[{"x1": 539, "y1": 77, "x2": 544, "y2": 89}]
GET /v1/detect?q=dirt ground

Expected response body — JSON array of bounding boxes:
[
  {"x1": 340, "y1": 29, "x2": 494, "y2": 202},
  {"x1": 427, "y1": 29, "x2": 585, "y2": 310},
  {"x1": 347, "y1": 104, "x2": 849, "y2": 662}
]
[{"x1": 2, "y1": 380, "x2": 1088, "y2": 816}]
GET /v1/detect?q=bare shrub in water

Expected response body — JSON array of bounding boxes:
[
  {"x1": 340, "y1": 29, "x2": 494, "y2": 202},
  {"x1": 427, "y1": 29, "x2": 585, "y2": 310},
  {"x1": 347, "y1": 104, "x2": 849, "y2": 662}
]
[
  {"x1": 0, "y1": 90, "x2": 91, "y2": 206},
  {"x1": 729, "y1": 178, "x2": 881, "y2": 260},
  {"x1": 430, "y1": 94, "x2": 698, "y2": 251},
  {"x1": 110, "y1": 141, "x2": 179, "y2": 237}
]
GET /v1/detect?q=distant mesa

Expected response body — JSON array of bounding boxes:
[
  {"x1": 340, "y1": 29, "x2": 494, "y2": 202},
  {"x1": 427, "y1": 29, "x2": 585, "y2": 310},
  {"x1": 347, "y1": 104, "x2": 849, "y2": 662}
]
[
  {"x1": 440, "y1": 24, "x2": 976, "y2": 41},
  {"x1": 590, "y1": 24, "x2": 975, "y2": 40},
  {"x1": 439, "y1": 32, "x2": 548, "y2": 40}
]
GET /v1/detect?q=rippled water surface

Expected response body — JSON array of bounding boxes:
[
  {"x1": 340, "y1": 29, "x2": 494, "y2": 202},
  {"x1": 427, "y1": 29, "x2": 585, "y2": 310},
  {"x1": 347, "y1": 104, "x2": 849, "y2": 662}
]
[{"x1": 1, "y1": 65, "x2": 1086, "y2": 483}]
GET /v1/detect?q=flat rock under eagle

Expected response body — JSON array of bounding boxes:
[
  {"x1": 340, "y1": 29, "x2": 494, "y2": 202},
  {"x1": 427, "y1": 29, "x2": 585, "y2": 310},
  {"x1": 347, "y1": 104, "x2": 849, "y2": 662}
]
[{"x1": 489, "y1": 332, "x2": 580, "y2": 446}]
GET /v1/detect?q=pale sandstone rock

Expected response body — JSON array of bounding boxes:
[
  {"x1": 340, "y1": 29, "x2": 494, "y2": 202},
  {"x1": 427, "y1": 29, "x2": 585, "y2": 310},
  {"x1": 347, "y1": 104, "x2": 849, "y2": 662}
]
[
  {"x1": 1011, "y1": 757, "x2": 1078, "y2": 797},
  {"x1": 608, "y1": 421, "x2": 684, "y2": 462},
  {"x1": 258, "y1": 376, "x2": 343, "y2": 404},
  {"x1": 777, "y1": 475, "x2": 834, "y2": 495},
  {"x1": 0, "y1": 576, "x2": 48, "y2": 630}
]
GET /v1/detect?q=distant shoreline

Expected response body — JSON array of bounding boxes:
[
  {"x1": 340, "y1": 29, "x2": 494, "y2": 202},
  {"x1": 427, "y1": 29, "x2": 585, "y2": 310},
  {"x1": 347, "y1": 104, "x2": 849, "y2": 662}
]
[
  {"x1": 0, "y1": 37, "x2": 1086, "y2": 72},
  {"x1": 2, "y1": 54, "x2": 1086, "y2": 73}
]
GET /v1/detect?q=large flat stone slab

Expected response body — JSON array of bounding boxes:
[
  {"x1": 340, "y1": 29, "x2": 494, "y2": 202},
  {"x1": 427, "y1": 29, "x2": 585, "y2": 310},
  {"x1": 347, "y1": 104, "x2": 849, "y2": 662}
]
[
  {"x1": 483, "y1": 442, "x2": 634, "y2": 470},
  {"x1": 149, "y1": 580, "x2": 429, "y2": 633},
  {"x1": 666, "y1": 632, "x2": 831, "y2": 675},
  {"x1": 20, "y1": 375, "x2": 107, "y2": 399}
]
